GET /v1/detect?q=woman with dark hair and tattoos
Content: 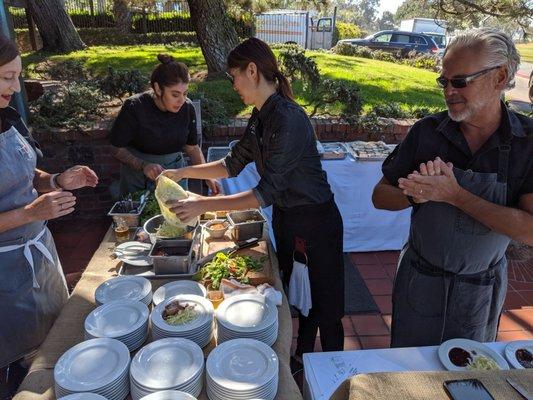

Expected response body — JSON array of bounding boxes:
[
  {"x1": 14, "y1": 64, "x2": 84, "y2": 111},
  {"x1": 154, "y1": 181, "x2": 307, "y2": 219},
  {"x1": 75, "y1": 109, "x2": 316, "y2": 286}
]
[
  {"x1": 110, "y1": 53, "x2": 220, "y2": 196},
  {"x1": 162, "y1": 38, "x2": 345, "y2": 366}
]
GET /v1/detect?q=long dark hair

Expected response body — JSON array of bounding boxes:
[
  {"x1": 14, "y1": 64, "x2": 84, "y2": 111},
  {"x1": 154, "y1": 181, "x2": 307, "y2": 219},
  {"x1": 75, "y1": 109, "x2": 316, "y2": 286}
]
[
  {"x1": 150, "y1": 53, "x2": 189, "y2": 91},
  {"x1": 227, "y1": 38, "x2": 294, "y2": 101},
  {"x1": 0, "y1": 35, "x2": 19, "y2": 67}
]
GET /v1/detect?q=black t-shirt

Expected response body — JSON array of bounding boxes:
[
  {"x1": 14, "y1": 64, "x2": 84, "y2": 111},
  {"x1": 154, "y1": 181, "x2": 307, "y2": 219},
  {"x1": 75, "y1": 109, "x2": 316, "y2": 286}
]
[
  {"x1": 382, "y1": 103, "x2": 533, "y2": 207},
  {"x1": 109, "y1": 92, "x2": 198, "y2": 155},
  {"x1": 0, "y1": 106, "x2": 42, "y2": 157}
]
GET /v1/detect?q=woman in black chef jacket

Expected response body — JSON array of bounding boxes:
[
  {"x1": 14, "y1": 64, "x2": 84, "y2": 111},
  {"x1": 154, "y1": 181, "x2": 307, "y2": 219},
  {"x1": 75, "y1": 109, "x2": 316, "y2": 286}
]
[
  {"x1": 110, "y1": 53, "x2": 220, "y2": 196},
  {"x1": 162, "y1": 38, "x2": 345, "y2": 366}
]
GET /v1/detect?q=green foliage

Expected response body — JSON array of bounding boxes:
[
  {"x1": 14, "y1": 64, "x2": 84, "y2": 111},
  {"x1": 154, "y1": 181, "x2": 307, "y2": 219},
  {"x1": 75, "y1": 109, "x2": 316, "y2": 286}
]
[
  {"x1": 371, "y1": 102, "x2": 409, "y2": 119},
  {"x1": 279, "y1": 45, "x2": 321, "y2": 90},
  {"x1": 333, "y1": 22, "x2": 365, "y2": 45},
  {"x1": 33, "y1": 59, "x2": 90, "y2": 81},
  {"x1": 279, "y1": 46, "x2": 363, "y2": 122},
  {"x1": 29, "y1": 82, "x2": 106, "y2": 130},
  {"x1": 96, "y1": 67, "x2": 147, "y2": 102},
  {"x1": 78, "y1": 29, "x2": 197, "y2": 46},
  {"x1": 69, "y1": 11, "x2": 115, "y2": 28},
  {"x1": 332, "y1": 42, "x2": 439, "y2": 72},
  {"x1": 192, "y1": 93, "x2": 230, "y2": 133}
]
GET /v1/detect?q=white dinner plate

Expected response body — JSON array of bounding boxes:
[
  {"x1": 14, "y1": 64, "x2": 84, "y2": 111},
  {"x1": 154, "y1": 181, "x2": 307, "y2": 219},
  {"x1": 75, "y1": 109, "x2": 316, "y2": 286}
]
[
  {"x1": 54, "y1": 338, "x2": 130, "y2": 392},
  {"x1": 95, "y1": 276, "x2": 152, "y2": 305},
  {"x1": 153, "y1": 281, "x2": 207, "y2": 306},
  {"x1": 139, "y1": 390, "x2": 198, "y2": 400},
  {"x1": 206, "y1": 338, "x2": 278, "y2": 392},
  {"x1": 151, "y1": 295, "x2": 213, "y2": 333},
  {"x1": 438, "y1": 338, "x2": 509, "y2": 371},
  {"x1": 59, "y1": 395, "x2": 108, "y2": 400},
  {"x1": 215, "y1": 294, "x2": 277, "y2": 333},
  {"x1": 85, "y1": 300, "x2": 149, "y2": 338},
  {"x1": 130, "y1": 338, "x2": 204, "y2": 390},
  {"x1": 504, "y1": 340, "x2": 533, "y2": 369},
  {"x1": 115, "y1": 241, "x2": 153, "y2": 266}
]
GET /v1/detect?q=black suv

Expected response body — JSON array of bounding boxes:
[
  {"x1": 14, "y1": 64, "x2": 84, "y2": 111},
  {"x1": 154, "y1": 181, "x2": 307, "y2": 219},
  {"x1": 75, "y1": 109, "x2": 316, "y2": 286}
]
[{"x1": 338, "y1": 30, "x2": 440, "y2": 56}]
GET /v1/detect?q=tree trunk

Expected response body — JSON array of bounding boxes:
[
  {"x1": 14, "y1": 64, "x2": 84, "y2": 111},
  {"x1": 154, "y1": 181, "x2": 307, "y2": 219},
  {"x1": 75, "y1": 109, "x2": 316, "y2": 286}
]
[
  {"x1": 27, "y1": 0, "x2": 85, "y2": 53},
  {"x1": 187, "y1": 0, "x2": 239, "y2": 75},
  {"x1": 113, "y1": 0, "x2": 132, "y2": 34}
]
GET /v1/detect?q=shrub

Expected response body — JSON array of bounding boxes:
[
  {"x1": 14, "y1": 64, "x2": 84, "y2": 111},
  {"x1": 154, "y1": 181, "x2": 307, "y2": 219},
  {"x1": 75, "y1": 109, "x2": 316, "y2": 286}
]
[
  {"x1": 333, "y1": 22, "x2": 365, "y2": 45},
  {"x1": 69, "y1": 11, "x2": 115, "y2": 28},
  {"x1": 192, "y1": 93, "x2": 230, "y2": 132},
  {"x1": 371, "y1": 50, "x2": 397, "y2": 63},
  {"x1": 77, "y1": 28, "x2": 197, "y2": 46},
  {"x1": 331, "y1": 42, "x2": 372, "y2": 58},
  {"x1": 318, "y1": 79, "x2": 363, "y2": 123},
  {"x1": 97, "y1": 67, "x2": 147, "y2": 102},
  {"x1": 33, "y1": 59, "x2": 90, "y2": 81},
  {"x1": 30, "y1": 82, "x2": 106, "y2": 130},
  {"x1": 371, "y1": 103, "x2": 409, "y2": 119},
  {"x1": 278, "y1": 45, "x2": 321, "y2": 90}
]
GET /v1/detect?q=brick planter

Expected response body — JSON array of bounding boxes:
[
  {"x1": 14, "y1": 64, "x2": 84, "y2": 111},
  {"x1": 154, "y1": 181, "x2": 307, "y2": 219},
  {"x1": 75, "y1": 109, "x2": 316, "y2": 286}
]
[{"x1": 33, "y1": 117, "x2": 414, "y2": 219}]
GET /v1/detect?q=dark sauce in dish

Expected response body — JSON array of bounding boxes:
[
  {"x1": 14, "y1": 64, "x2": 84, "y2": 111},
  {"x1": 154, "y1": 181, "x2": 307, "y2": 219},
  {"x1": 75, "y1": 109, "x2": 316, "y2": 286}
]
[
  {"x1": 516, "y1": 349, "x2": 533, "y2": 368},
  {"x1": 449, "y1": 347, "x2": 472, "y2": 367}
]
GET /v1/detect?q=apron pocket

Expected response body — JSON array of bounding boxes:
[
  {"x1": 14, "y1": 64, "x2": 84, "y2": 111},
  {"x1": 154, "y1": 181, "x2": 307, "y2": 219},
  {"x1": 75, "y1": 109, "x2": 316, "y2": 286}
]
[
  {"x1": 0, "y1": 254, "x2": 32, "y2": 294},
  {"x1": 448, "y1": 277, "x2": 494, "y2": 328},
  {"x1": 406, "y1": 266, "x2": 445, "y2": 318}
]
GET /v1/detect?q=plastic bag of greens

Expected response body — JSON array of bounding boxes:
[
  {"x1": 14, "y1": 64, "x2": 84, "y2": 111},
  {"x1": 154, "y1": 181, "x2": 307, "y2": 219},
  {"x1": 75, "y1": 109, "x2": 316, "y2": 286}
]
[{"x1": 155, "y1": 176, "x2": 198, "y2": 228}]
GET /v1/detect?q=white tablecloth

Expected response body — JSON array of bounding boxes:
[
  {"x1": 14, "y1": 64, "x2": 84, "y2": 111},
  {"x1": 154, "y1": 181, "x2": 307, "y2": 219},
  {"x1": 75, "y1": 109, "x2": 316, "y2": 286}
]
[
  {"x1": 302, "y1": 342, "x2": 509, "y2": 400},
  {"x1": 220, "y1": 157, "x2": 411, "y2": 252}
]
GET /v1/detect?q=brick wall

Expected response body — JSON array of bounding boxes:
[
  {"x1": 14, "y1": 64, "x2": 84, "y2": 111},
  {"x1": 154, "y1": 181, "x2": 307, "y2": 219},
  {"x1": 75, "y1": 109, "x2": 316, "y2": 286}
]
[{"x1": 33, "y1": 117, "x2": 414, "y2": 219}]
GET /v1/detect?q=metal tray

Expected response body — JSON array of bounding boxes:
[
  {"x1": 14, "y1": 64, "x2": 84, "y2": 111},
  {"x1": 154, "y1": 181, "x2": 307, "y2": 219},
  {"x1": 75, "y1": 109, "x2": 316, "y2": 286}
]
[{"x1": 118, "y1": 225, "x2": 204, "y2": 280}]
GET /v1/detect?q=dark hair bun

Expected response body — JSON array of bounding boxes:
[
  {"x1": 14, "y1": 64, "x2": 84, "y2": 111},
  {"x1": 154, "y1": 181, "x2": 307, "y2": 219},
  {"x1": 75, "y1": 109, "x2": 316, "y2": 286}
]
[{"x1": 157, "y1": 53, "x2": 175, "y2": 64}]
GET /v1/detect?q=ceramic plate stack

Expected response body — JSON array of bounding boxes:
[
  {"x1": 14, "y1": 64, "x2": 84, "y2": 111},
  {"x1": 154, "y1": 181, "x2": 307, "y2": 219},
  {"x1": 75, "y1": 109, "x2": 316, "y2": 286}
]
[
  {"x1": 153, "y1": 281, "x2": 207, "y2": 306},
  {"x1": 59, "y1": 394, "x2": 107, "y2": 400},
  {"x1": 151, "y1": 294, "x2": 214, "y2": 348},
  {"x1": 54, "y1": 338, "x2": 130, "y2": 400},
  {"x1": 139, "y1": 390, "x2": 198, "y2": 400},
  {"x1": 95, "y1": 276, "x2": 152, "y2": 306},
  {"x1": 130, "y1": 338, "x2": 204, "y2": 400},
  {"x1": 206, "y1": 338, "x2": 279, "y2": 400},
  {"x1": 216, "y1": 294, "x2": 278, "y2": 346},
  {"x1": 85, "y1": 300, "x2": 149, "y2": 352}
]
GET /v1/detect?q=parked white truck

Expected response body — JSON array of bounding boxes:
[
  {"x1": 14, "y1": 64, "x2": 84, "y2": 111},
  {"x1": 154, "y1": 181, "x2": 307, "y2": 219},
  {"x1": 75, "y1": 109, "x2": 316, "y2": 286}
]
[
  {"x1": 255, "y1": 9, "x2": 336, "y2": 50},
  {"x1": 399, "y1": 18, "x2": 448, "y2": 50}
]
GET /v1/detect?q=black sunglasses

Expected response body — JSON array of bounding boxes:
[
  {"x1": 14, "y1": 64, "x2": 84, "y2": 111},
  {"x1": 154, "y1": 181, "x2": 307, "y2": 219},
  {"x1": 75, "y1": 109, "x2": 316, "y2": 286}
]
[
  {"x1": 225, "y1": 72, "x2": 234, "y2": 84},
  {"x1": 436, "y1": 65, "x2": 501, "y2": 89}
]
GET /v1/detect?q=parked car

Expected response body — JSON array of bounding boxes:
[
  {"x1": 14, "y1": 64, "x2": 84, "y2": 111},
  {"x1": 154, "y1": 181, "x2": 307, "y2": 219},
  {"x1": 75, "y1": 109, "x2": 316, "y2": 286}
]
[{"x1": 338, "y1": 30, "x2": 440, "y2": 56}]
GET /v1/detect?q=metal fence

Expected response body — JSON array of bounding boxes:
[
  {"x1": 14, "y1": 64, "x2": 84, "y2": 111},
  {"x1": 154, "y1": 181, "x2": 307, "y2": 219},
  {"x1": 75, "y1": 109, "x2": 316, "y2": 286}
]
[{"x1": 10, "y1": 0, "x2": 195, "y2": 32}]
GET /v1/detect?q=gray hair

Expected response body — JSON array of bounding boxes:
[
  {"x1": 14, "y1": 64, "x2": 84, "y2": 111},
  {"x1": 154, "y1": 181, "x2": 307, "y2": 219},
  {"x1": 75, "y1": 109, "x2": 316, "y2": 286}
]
[{"x1": 444, "y1": 28, "x2": 520, "y2": 91}]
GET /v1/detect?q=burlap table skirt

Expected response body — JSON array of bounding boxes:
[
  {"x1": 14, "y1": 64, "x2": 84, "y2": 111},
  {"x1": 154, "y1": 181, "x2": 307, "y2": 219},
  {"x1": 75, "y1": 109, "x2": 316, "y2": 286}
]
[
  {"x1": 330, "y1": 369, "x2": 533, "y2": 400},
  {"x1": 14, "y1": 228, "x2": 302, "y2": 400}
]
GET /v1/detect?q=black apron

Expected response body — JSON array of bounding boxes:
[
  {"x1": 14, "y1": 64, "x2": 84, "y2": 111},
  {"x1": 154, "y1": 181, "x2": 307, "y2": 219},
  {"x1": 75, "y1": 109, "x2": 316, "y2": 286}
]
[
  {"x1": 272, "y1": 198, "x2": 344, "y2": 324},
  {"x1": 391, "y1": 144, "x2": 511, "y2": 347}
]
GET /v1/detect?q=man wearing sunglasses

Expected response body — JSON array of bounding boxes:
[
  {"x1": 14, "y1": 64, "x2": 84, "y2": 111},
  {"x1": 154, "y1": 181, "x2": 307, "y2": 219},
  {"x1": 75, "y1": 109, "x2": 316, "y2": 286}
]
[{"x1": 372, "y1": 28, "x2": 532, "y2": 348}]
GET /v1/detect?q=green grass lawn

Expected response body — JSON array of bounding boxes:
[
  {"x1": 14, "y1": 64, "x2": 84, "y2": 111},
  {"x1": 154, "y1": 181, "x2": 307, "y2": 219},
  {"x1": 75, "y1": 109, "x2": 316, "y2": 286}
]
[
  {"x1": 22, "y1": 45, "x2": 445, "y2": 117},
  {"x1": 517, "y1": 42, "x2": 533, "y2": 64}
]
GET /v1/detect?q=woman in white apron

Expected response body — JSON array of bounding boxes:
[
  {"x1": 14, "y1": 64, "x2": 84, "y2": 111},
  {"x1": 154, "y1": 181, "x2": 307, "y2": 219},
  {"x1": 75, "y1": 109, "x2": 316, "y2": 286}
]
[{"x1": 0, "y1": 36, "x2": 98, "y2": 397}]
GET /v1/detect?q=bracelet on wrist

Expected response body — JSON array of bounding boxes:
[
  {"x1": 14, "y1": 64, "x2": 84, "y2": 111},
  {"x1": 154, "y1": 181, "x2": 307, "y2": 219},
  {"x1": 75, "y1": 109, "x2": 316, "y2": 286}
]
[{"x1": 50, "y1": 173, "x2": 62, "y2": 190}]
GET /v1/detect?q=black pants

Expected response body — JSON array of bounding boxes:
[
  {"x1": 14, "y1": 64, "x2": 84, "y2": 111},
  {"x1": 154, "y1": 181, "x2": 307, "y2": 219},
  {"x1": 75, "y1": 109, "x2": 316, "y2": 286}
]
[{"x1": 273, "y1": 198, "x2": 345, "y2": 356}]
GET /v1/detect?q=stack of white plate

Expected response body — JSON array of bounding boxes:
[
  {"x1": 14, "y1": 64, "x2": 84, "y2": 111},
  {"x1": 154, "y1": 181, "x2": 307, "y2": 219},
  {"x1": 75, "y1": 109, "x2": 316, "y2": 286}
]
[
  {"x1": 59, "y1": 394, "x2": 107, "y2": 400},
  {"x1": 140, "y1": 390, "x2": 198, "y2": 400},
  {"x1": 130, "y1": 338, "x2": 204, "y2": 400},
  {"x1": 153, "y1": 281, "x2": 207, "y2": 306},
  {"x1": 151, "y1": 294, "x2": 214, "y2": 348},
  {"x1": 206, "y1": 338, "x2": 279, "y2": 400},
  {"x1": 216, "y1": 294, "x2": 278, "y2": 346},
  {"x1": 95, "y1": 276, "x2": 152, "y2": 306},
  {"x1": 54, "y1": 338, "x2": 130, "y2": 400},
  {"x1": 84, "y1": 300, "x2": 149, "y2": 352}
]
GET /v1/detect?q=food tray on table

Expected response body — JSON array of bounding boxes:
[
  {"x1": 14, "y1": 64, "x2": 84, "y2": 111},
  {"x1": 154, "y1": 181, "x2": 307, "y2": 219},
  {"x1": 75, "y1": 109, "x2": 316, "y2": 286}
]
[
  {"x1": 345, "y1": 141, "x2": 396, "y2": 161},
  {"x1": 320, "y1": 142, "x2": 348, "y2": 160},
  {"x1": 206, "y1": 146, "x2": 231, "y2": 163},
  {"x1": 118, "y1": 225, "x2": 204, "y2": 280}
]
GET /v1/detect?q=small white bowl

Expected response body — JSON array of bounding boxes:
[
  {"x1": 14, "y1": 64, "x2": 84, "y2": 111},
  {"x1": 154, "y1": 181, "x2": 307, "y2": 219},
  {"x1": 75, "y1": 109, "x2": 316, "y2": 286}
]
[{"x1": 204, "y1": 219, "x2": 229, "y2": 239}]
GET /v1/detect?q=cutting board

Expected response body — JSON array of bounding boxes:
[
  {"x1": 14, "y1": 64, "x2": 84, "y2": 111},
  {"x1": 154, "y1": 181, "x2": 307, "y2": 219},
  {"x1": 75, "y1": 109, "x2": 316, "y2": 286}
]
[{"x1": 201, "y1": 232, "x2": 275, "y2": 287}]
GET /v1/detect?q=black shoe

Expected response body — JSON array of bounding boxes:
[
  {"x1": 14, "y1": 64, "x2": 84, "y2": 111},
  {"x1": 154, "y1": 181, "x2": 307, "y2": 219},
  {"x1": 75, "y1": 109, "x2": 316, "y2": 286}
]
[{"x1": 290, "y1": 355, "x2": 303, "y2": 375}]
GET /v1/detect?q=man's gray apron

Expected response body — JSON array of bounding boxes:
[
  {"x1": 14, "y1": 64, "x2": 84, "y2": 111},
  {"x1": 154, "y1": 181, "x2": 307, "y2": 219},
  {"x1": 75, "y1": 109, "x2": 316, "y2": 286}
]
[
  {"x1": 391, "y1": 144, "x2": 511, "y2": 348},
  {"x1": 119, "y1": 148, "x2": 186, "y2": 197},
  {"x1": 0, "y1": 126, "x2": 68, "y2": 367}
]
